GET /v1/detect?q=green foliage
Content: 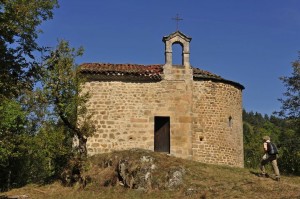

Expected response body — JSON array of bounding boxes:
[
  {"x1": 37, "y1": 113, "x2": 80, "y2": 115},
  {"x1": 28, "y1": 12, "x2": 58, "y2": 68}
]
[
  {"x1": 0, "y1": 0, "x2": 69, "y2": 191},
  {"x1": 0, "y1": 0, "x2": 59, "y2": 98},
  {"x1": 0, "y1": 97, "x2": 32, "y2": 191},
  {"x1": 278, "y1": 52, "x2": 300, "y2": 118},
  {"x1": 0, "y1": 97, "x2": 27, "y2": 167},
  {"x1": 0, "y1": 39, "x2": 95, "y2": 190},
  {"x1": 0, "y1": 124, "x2": 72, "y2": 190},
  {"x1": 243, "y1": 121, "x2": 262, "y2": 168},
  {"x1": 243, "y1": 110, "x2": 300, "y2": 175},
  {"x1": 42, "y1": 40, "x2": 95, "y2": 157},
  {"x1": 26, "y1": 123, "x2": 73, "y2": 183},
  {"x1": 273, "y1": 51, "x2": 300, "y2": 174},
  {"x1": 277, "y1": 120, "x2": 300, "y2": 174}
]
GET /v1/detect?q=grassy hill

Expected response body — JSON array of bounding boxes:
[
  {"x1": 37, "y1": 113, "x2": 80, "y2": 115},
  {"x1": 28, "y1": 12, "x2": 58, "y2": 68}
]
[{"x1": 2, "y1": 149, "x2": 300, "y2": 199}]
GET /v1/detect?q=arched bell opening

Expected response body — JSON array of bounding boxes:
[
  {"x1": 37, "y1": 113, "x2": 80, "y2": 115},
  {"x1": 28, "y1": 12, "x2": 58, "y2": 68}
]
[{"x1": 172, "y1": 42, "x2": 184, "y2": 66}]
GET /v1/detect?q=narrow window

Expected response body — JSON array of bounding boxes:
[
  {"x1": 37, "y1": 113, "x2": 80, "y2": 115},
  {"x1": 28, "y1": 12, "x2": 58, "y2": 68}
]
[
  {"x1": 228, "y1": 116, "x2": 233, "y2": 127},
  {"x1": 199, "y1": 136, "x2": 204, "y2": 141}
]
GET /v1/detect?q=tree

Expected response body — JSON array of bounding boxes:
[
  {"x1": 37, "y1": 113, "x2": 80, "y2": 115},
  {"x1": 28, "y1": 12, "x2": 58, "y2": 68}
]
[
  {"x1": 27, "y1": 122, "x2": 73, "y2": 183},
  {"x1": 278, "y1": 127, "x2": 300, "y2": 174},
  {"x1": 0, "y1": 1, "x2": 59, "y2": 190},
  {"x1": 0, "y1": 0, "x2": 58, "y2": 98},
  {"x1": 277, "y1": 52, "x2": 300, "y2": 118},
  {"x1": 275, "y1": 52, "x2": 300, "y2": 175},
  {"x1": 42, "y1": 40, "x2": 95, "y2": 158},
  {"x1": 40, "y1": 40, "x2": 96, "y2": 185},
  {"x1": 0, "y1": 98, "x2": 26, "y2": 170}
]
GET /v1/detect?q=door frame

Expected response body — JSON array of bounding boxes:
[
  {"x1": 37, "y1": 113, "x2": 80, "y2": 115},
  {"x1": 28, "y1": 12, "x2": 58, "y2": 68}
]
[{"x1": 154, "y1": 116, "x2": 170, "y2": 153}]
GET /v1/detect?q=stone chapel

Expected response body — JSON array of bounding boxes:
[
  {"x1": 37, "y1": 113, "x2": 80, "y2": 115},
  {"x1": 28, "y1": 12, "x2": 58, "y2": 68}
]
[{"x1": 79, "y1": 31, "x2": 245, "y2": 167}]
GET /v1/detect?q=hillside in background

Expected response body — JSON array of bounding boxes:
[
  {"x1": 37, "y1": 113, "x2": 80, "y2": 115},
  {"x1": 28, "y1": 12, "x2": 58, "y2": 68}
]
[
  {"x1": 243, "y1": 110, "x2": 300, "y2": 175},
  {"x1": 2, "y1": 149, "x2": 300, "y2": 199}
]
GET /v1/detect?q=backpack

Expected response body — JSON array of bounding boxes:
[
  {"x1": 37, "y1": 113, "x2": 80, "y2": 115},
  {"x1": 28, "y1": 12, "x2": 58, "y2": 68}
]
[{"x1": 267, "y1": 142, "x2": 279, "y2": 155}]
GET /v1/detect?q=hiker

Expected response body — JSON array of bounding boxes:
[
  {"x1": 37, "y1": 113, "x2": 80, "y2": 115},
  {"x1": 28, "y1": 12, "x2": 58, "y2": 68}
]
[{"x1": 259, "y1": 135, "x2": 280, "y2": 181}]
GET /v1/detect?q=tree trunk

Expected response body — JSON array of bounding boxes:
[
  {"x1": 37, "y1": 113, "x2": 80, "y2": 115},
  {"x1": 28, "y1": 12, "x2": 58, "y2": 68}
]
[
  {"x1": 78, "y1": 135, "x2": 87, "y2": 158},
  {"x1": 7, "y1": 169, "x2": 11, "y2": 190}
]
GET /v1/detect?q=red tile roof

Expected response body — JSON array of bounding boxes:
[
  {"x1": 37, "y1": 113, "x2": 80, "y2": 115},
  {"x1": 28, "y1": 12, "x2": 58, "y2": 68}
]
[
  {"x1": 79, "y1": 63, "x2": 244, "y2": 89},
  {"x1": 79, "y1": 63, "x2": 163, "y2": 80},
  {"x1": 192, "y1": 67, "x2": 221, "y2": 79}
]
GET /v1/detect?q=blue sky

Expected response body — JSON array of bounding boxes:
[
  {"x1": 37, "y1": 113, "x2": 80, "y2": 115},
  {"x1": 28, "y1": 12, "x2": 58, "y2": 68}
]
[{"x1": 37, "y1": 0, "x2": 300, "y2": 116}]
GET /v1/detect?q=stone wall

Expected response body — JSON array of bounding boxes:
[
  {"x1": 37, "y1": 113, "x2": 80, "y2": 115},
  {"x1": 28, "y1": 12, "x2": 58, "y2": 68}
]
[
  {"x1": 82, "y1": 75, "x2": 243, "y2": 167},
  {"x1": 192, "y1": 81, "x2": 244, "y2": 167},
  {"x1": 82, "y1": 77, "x2": 193, "y2": 159}
]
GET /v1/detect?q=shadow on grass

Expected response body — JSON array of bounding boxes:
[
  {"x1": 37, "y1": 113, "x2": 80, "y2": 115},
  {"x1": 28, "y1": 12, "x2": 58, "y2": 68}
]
[
  {"x1": 250, "y1": 171, "x2": 280, "y2": 182},
  {"x1": 250, "y1": 171, "x2": 265, "y2": 177}
]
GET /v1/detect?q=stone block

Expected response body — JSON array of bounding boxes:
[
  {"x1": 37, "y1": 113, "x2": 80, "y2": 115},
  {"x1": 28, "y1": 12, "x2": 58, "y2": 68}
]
[{"x1": 178, "y1": 116, "x2": 192, "y2": 123}]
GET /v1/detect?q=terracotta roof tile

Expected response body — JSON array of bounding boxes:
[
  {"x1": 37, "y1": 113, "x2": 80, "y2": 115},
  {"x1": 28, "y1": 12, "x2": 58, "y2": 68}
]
[
  {"x1": 80, "y1": 63, "x2": 163, "y2": 80},
  {"x1": 79, "y1": 63, "x2": 244, "y2": 89},
  {"x1": 192, "y1": 67, "x2": 221, "y2": 79}
]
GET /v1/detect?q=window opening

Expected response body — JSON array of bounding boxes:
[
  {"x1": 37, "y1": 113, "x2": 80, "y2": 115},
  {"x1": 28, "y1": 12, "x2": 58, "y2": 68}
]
[
  {"x1": 228, "y1": 116, "x2": 233, "y2": 127},
  {"x1": 172, "y1": 43, "x2": 183, "y2": 66},
  {"x1": 199, "y1": 136, "x2": 204, "y2": 141}
]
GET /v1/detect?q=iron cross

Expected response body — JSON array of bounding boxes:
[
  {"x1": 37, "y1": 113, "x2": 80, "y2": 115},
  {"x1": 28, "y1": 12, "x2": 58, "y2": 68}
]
[{"x1": 172, "y1": 14, "x2": 183, "y2": 30}]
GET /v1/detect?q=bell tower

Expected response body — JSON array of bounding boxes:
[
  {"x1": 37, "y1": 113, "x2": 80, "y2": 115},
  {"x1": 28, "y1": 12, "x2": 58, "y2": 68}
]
[{"x1": 162, "y1": 31, "x2": 193, "y2": 80}]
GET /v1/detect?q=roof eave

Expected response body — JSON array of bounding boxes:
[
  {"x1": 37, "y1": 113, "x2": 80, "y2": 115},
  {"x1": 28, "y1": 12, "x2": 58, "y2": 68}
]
[{"x1": 193, "y1": 76, "x2": 245, "y2": 90}]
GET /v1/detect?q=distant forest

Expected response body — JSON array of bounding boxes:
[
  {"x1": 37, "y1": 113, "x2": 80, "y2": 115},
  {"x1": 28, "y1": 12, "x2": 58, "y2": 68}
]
[{"x1": 243, "y1": 110, "x2": 300, "y2": 175}]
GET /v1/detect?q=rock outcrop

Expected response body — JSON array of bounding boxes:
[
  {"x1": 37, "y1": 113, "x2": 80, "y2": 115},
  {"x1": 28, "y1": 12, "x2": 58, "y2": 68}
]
[{"x1": 83, "y1": 149, "x2": 186, "y2": 190}]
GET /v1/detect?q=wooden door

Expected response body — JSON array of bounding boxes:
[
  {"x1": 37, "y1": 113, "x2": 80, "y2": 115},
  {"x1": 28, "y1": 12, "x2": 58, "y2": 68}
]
[{"x1": 154, "y1": 116, "x2": 170, "y2": 153}]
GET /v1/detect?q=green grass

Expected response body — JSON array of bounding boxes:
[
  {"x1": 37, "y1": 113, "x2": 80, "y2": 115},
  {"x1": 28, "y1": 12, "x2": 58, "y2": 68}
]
[{"x1": 2, "y1": 149, "x2": 300, "y2": 199}]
